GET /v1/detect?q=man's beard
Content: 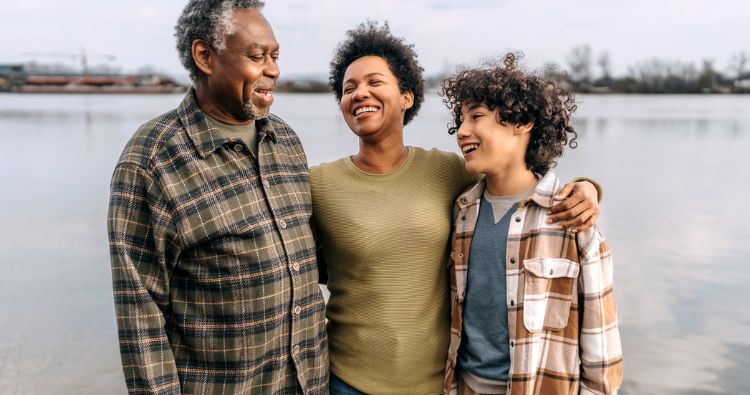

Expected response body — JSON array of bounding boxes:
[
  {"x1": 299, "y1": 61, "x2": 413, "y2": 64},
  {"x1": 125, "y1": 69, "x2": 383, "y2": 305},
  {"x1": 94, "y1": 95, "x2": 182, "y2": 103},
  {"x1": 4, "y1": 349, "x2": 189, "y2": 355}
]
[{"x1": 242, "y1": 102, "x2": 268, "y2": 120}]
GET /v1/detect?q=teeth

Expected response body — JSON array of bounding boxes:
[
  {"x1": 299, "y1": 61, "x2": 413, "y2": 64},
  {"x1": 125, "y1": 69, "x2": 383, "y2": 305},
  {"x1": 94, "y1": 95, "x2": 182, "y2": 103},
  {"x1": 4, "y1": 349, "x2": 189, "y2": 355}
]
[
  {"x1": 462, "y1": 144, "x2": 479, "y2": 154},
  {"x1": 354, "y1": 106, "x2": 378, "y2": 116}
]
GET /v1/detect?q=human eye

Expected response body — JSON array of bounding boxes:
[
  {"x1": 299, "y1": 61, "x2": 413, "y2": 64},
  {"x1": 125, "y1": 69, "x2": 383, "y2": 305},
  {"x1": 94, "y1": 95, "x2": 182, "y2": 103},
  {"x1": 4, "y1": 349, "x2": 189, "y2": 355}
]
[
  {"x1": 247, "y1": 53, "x2": 264, "y2": 62},
  {"x1": 343, "y1": 85, "x2": 355, "y2": 94}
]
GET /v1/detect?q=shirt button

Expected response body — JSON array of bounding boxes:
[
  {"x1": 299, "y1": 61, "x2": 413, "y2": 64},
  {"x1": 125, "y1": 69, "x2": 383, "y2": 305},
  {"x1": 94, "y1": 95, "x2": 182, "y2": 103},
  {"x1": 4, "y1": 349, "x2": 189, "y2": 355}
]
[
  {"x1": 549, "y1": 269, "x2": 554, "y2": 275},
  {"x1": 293, "y1": 345, "x2": 300, "y2": 355},
  {"x1": 279, "y1": 219, "x2": 287, "y2": 229},
  {"x1": 263, "y1": 179, "x2": 270, "y2": 188},
  {"x1": 294, "y1": 305, "x2": 302, "y2": 315},
  {"x1": 292, "y1": 263, "x2": 300, "y2": 272},
  {"x1": 510, "y1": 341, "x2": 515, "y2": 347},
  {"x1": 510, "y1": 300, "x2": 515, "y2": 306},
  {"x1": 510, "y1": 258, "x2": 516, "y2": 264},
  {"x1": 459, "y1": 253, "x2": 464, "y2": 258},
  {"x1": 515, "y1": 216, "x2": 522, "y2": 223},
  {"x1": 461, "y1": 214, "x2": 467, "y2": 221},
  {"x1": 233, "y1": 143, "x2": 243, "y2": 152}
]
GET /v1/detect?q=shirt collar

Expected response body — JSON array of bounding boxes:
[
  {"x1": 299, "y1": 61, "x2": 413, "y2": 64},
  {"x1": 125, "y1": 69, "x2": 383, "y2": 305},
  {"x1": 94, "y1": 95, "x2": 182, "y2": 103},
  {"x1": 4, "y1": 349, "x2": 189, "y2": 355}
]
[
  {"x1": 178, "y1": 88, "x2": 277, "y2": 159},
  {"x1": 455, "y1": 171, "x2": 561, "y2": 210},
  {"x1": 521, "y1": 171, "x2": 561, "y2": 209}
]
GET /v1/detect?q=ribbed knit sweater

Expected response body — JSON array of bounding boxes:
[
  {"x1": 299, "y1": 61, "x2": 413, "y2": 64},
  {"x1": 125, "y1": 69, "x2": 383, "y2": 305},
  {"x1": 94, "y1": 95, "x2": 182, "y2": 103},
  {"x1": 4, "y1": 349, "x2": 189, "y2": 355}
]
[{"x1": 310, "y1": 147, "x2": 477, "y2": 394}]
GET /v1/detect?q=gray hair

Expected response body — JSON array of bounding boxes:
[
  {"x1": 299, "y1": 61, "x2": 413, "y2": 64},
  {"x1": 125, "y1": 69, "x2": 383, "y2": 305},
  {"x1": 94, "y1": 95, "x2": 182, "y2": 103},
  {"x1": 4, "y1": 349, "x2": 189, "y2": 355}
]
[{"x1": 175, "y1": 0, "x2": 265, "y2": 81}]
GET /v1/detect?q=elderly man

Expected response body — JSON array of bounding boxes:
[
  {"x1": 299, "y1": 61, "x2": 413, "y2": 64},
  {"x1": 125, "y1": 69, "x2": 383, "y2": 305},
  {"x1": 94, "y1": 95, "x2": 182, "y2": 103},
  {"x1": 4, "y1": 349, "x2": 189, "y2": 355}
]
[{"x1": 107, "y1": 1, "x2": 327, "y2": 394}]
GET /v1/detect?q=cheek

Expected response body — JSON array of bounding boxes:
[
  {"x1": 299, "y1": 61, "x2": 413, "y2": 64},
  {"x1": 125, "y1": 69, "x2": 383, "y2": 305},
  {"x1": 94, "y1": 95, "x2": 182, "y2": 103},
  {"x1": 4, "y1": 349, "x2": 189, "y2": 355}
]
[{"x1": 340, "y1": 97, "x2": 352, "y2": 114}]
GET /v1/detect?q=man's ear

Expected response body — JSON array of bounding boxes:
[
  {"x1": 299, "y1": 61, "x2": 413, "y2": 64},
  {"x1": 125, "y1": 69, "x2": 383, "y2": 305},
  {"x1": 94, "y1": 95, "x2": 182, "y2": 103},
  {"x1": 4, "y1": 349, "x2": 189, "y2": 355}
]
[
  {"x1": 192, "y1": 39, "x2": 213, "y2": 77},
  {"x1": 402, "y1": 90, "x2": 414, "y2": 111}
]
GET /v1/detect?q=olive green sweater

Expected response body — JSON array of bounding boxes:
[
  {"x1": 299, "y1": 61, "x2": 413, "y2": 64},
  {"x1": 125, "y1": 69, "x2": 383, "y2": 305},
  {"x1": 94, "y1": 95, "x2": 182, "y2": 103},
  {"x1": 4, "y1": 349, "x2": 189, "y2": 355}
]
[{"x1": 311, "y1": 147, "x2": 477, "y2": 394}]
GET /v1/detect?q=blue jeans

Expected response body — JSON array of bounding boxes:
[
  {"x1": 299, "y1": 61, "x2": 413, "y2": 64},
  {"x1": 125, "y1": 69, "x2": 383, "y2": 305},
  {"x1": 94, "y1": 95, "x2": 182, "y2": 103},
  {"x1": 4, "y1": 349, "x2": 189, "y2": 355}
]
[{"x1": 329, "y1": 373, "x2": 367, "y2": 395}]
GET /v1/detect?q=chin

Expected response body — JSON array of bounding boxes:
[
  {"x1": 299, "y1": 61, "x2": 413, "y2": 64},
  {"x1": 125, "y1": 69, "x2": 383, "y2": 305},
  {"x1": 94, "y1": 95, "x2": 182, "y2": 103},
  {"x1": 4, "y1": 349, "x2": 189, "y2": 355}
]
[
  {"x1": 243, "y1": 104, "x2": 269, "y2": 120},
  {"x1": 464, "y1": 163, "x2": 482, "y2": 175}
]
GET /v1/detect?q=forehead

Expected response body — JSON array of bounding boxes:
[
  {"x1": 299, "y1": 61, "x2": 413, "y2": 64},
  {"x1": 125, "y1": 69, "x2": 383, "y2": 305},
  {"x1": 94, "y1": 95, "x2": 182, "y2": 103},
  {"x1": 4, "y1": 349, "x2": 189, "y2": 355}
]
[
  {"x1": 343, "y1": 55, "x2": 396, "y2": 82},
  {"x1": 460, "y1": 102, "x2": 491, "y2": 114},
  {"x1": 226, "y1": 8, "x2": 278, "y2": 49}
]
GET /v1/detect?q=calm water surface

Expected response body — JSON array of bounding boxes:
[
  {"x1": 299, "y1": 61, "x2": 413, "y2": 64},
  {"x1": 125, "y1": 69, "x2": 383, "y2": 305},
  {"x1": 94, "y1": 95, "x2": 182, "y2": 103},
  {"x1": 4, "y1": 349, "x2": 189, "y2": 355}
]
[{"x1": 0, "y1": 93, "x2": 748, "y2": 394}]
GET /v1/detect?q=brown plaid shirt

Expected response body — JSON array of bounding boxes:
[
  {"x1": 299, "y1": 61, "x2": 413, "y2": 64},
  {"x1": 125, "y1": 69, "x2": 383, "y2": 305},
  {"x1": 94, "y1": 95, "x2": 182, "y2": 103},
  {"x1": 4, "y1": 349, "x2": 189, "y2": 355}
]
[
  {"x1": 445, "y1": 172, "x2": 622, "y2": 395},
  {"x1": 108, "y1": 90, "x2": 328, "y2": 394}
]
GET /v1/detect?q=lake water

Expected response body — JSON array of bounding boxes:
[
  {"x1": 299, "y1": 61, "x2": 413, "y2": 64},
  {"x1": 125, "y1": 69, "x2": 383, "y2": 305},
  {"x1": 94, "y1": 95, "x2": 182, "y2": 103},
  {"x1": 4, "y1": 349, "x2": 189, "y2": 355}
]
[{"x1": 0, "y1": 93, "x2": 748, "y2": 394}]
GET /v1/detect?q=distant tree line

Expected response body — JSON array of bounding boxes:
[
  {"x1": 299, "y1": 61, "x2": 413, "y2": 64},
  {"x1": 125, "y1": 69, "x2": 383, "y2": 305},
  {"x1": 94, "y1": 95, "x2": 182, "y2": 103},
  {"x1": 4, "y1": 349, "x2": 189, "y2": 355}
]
[
  {"x1": 8, "y1": 46, "x2": 749, "y2": 94},
  {"x1": 543, "y1": 45, "x2": 750, "y2": 94}
]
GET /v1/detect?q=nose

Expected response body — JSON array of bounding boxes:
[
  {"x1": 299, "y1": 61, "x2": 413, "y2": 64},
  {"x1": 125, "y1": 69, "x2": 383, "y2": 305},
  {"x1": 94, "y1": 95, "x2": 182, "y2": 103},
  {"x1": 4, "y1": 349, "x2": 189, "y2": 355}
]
[
  {"x1": 351, "y1": 84, "x2": 370, "y2": 101},
  {"x1": 456, "y1": 121, "x2": 470, "y2": 139},
  {"x1": 265, "y1": 58, "x2": 280, "y2": 80}
]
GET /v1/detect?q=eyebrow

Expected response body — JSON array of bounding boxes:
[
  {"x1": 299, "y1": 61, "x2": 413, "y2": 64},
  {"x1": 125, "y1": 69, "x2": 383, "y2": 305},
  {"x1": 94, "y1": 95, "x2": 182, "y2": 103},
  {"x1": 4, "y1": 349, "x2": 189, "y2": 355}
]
[
  {"x1": 245, "y1": 43, "x2": 280, "y2": 51},
  {"x1": 343, "y1": 72, "x2": 386, "y2": 85}
]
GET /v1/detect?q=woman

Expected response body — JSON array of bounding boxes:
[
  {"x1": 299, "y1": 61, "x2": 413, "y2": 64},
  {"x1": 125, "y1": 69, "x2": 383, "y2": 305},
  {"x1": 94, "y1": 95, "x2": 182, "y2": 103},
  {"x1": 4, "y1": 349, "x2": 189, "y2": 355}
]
[{"x1": 310, "y1": 22, "x2": 600, "y2": 395}]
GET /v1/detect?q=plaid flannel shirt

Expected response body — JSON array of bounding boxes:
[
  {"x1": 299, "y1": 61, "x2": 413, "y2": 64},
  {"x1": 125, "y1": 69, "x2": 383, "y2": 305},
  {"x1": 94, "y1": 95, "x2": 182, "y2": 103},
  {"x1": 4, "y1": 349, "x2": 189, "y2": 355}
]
[
  {"x1": 445, "y1": 172, "x2": 622, "y2": 395},
  {"x1": 108, "y1": 90, "x2": 328, "y2": 394}
]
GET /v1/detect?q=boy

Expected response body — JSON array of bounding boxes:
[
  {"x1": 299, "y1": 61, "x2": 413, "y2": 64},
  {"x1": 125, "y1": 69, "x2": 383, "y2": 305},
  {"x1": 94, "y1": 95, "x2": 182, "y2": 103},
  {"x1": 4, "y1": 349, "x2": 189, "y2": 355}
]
[{"x1": 441, "y1": 53, "x2": 622, "y2": 395}]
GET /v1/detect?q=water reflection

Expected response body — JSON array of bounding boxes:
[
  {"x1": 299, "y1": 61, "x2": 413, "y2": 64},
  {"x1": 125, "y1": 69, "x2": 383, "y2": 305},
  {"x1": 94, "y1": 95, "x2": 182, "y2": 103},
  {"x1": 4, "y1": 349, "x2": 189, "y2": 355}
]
[{"x1": 0, "y1": 93, "x2": 749, "y2": 394}]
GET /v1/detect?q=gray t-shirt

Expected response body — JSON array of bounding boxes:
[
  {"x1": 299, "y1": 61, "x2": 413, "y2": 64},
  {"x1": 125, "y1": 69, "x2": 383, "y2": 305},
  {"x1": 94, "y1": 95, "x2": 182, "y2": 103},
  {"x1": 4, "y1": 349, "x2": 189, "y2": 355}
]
[
  {"x1": 457, "y1": 188, "x2": 532, "y2": 394},
  {"x1": 205, "y1": 115, "x2": 258, "y2": 157}
]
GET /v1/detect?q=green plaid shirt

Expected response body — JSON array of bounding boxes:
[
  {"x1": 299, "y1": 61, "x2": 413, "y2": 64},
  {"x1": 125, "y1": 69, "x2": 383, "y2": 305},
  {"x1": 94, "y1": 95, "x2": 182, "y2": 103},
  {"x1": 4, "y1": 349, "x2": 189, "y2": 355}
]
[{"x1": 108, "y1": 90, "x2": 328, "y2": 394}]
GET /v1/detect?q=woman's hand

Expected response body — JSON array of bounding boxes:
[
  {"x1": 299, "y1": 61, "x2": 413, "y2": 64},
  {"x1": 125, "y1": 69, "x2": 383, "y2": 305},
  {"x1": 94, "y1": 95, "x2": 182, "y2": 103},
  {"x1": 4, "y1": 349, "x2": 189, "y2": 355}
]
[{"x1": 547, "y1": 181, "x2": 600, "y2": 232}]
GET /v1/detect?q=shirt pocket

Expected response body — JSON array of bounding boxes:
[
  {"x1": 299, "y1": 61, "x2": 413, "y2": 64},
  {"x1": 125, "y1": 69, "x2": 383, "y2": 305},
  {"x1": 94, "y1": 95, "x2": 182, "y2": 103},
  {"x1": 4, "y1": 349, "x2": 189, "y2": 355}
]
[{"x1": 522, "y1": 257, "x2": 580, "y2": 332}]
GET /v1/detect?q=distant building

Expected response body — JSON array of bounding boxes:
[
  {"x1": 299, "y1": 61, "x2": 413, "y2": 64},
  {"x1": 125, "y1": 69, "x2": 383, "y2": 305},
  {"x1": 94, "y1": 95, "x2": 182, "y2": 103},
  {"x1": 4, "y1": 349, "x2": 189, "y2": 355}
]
[
  {"x1": 0, "y1": 63, "x2": 187, "y2": 94},
  {"x1": 735, "y1": 79, "x2": 750, "y2": 91},
  {"x1": 0, "y1": 64, "x2": 27, "y2": 91}
]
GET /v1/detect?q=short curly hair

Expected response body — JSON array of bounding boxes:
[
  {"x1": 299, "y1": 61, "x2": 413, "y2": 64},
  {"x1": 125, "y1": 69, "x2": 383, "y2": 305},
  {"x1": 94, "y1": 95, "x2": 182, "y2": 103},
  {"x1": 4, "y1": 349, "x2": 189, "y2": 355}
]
[
  {"x1": 440, "y1": 53, "x2": 578, "y2": 175},
  {"x1": 329, "y1": 21, "x2": 424, "y2": 125},
  {"x1": 175, "y1": 0, "x2": 265, "y2": 81}
]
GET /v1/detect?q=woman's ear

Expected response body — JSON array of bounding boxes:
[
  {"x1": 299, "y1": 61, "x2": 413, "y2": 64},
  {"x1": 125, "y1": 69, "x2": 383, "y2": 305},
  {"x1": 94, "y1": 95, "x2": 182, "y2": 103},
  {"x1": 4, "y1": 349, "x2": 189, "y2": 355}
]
[{"x1": 402, "y1": 90, "x2": 414, "y2": 112}]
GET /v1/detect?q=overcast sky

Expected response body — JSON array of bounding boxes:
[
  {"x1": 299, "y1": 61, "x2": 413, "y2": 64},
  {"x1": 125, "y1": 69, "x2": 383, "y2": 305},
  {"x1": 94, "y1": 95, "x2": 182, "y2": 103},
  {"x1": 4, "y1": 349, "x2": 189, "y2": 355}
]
[{"x1": 2, "y1": 0, "x2": 747, "y2": 80}]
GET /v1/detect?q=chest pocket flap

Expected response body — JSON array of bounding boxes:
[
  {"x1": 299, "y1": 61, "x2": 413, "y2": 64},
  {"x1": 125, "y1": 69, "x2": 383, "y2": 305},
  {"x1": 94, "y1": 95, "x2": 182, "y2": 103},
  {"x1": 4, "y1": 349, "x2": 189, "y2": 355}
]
[{"x1": 522, "y1": 258, "x2": 580, "y2": 332}]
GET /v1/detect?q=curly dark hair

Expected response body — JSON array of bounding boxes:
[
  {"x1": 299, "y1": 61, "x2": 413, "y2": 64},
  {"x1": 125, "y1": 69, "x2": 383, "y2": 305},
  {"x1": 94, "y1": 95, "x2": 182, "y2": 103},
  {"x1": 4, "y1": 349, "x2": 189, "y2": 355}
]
[
  {"x1": 175, "y1": 0, "x2": 265, "y2": 81},
  {"x1": 329, "y1": 21, "x2": 424, "y2": 125},
  {"x1": 440, "y1": 53, "x2": 578, "y2": 175}
]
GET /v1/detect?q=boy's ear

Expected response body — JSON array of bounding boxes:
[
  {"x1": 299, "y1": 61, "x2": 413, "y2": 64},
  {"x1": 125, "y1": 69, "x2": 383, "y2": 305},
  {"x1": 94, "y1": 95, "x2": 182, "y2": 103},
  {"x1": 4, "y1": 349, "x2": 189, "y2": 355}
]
[{"x1": 515, "y1": 122, "x2": 534, "y2": 135}]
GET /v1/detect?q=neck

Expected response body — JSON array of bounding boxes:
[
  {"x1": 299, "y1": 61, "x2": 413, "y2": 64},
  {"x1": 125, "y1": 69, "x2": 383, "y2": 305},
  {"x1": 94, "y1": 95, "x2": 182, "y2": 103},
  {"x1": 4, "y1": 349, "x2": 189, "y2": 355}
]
[
  {"x1": 484, "y1": 165, "x2": 538, "y2": 197},
  {"x1": 352, "y1": 132, "x2": 407, "y2": 174},
  {"x1": 194, "y1": 84, "x2": 252, "y2": 126}
]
